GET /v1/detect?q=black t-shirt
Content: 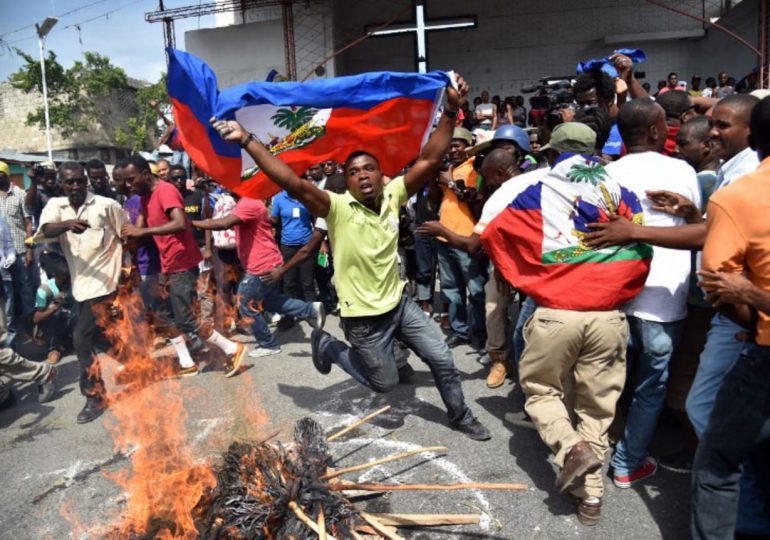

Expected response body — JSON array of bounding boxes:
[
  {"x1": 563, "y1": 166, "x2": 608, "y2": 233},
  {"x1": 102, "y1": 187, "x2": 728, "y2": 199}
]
[
  {"x1": 183, "y1": 189, "x2": 206, "y2": 246},
  {"x1": 413, "y1": 181, "x2": 439, "y2": 225}
]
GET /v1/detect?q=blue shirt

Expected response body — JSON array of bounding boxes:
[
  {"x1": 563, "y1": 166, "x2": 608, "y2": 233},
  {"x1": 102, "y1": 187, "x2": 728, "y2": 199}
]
[
  {"x1": 271, "y1": 191, "x2": 313, "y2": 245},
  {"x1": 124, "y1": 195, "x2": 161, "y2": 276}
]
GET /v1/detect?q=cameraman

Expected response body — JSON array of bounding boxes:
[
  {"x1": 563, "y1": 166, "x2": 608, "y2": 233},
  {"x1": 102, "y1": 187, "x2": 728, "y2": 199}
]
[{"x1": 430, "y1": 128, "x2": 487, "y2": 349}]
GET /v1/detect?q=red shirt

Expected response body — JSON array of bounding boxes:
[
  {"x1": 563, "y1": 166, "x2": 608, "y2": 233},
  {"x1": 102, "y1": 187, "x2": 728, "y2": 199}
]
[
  {"x1": 143, "y1": 180, "x2": 202, "y2": 273},
  {"x1": 231, "y1": 198, "x2": 283, "y2": 275}
]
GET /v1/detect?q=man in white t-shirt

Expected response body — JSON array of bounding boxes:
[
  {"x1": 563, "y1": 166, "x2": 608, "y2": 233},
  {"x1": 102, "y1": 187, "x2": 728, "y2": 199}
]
[
  {"x1": 417, "y1": 150, "x2": 546, "y2": 387},
  {"x1": 601, "y1": 98, "x2": 701, "y2": 488}
]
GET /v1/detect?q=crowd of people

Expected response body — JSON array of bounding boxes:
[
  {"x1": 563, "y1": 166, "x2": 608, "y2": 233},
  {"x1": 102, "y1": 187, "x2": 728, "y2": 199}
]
[{"x1": 0, "y1": 51, "x2": 768, "y2": 537}]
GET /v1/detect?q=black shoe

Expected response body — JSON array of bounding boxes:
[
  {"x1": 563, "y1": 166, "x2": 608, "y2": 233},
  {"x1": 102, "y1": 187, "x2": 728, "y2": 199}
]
[
  {"x1": 277, "y1": 317, "x2": 296, "y2": 332},
  {"x1": 658, "y1": 450, "x2": 693, "y2": 474},
  {"x1": 445, "y1": 334, "x2": 469, "y2": 348},
  {"x1": 503, "y1": 410, "x2": 537, "y2": 430},
  {"x1": 77, "y1": 397, "x2": 107, "y2": 424},
  {"x1": 397, "y1": 363, "x2": 415, "y2": 384},
  {"x1": 38, "y1": 366, "x2": 58, "y2": 403},
  {"x1": 0, "y1": 389, "x2": 17, "y2": 410},
  {"x1": 452, "y1": 418, "x2": 491, "y2": 441},
  {"x1": 311, "y1": 329, "x2": 331, "y2": 375}
]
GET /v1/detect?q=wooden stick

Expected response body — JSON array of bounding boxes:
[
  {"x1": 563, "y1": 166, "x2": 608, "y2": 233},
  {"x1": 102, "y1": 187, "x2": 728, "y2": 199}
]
[
  {"x1": 367, "y1": 513, "x2": 481, "y2": 527},
  {"x1": 327, "y1": 406, "x2": 391, "y2": 441},
  {"x1": 360, "y1": 512, "x2": 404, "y2": 540},
  {"x1": 288, "y1": 501, "x2": 337, "y2": 540},
  {"x1": 322, "y1": 446, "x2": 447, "y2": 480},
  {"x1": 330, "y1": 481, "x2": 528, "y2": 492},
  {"x1": 317, "y1": 503, "x2": 326, "y2": 540}
]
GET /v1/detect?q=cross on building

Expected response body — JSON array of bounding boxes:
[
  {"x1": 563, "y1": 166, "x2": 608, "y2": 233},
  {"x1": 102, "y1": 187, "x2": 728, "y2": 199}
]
[{"x1": 365, "y1": 0, "x2": 477, "y2": 73}]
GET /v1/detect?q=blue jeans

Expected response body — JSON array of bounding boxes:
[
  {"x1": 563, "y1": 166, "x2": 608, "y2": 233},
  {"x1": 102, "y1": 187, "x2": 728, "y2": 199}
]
[
  {"x1": 238, "y1": 273, "x2": 317, "y2": 349},
  {"x1": 315, "y1": 294, "x2": 474, "y2": 426},
  {"x1": 685, "y1": 313, "x2": 770, "y2": 534},
  {"x1": 437, "y1": 242, "x2": 486, "y2": 341},
  {"x1": 513, "y1": 296, "x2": 537, "y2": 368},
  {"x1": 2, "y1": 255, "x2": 38, "y2": 345},
  {"x1": 692, "y1": 343, "x2": 770, "y2": 539},
  {"x1": 414, "y1": 234, "x2": 438, "y2": 303},
  {"x1": 611, "y1": 316, "x2": 683, "y2": 475}
]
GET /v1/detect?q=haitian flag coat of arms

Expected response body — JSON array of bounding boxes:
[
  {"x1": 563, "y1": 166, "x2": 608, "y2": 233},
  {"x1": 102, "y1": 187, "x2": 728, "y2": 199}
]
[
  {"x1": 481, "y1": 154, "x2": 653, "y2": 311},
  {"x1": 166, "y1": 48, "x2": 448, "y2": 200}
]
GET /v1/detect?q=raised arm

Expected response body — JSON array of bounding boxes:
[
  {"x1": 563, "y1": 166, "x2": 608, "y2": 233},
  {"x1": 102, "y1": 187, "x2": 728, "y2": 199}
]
[
  {"x1": 210, "y1": 118, "x2": 331, "y2": 217},
  {"x1": 610, "y1": 54, "x2": 648, "y2": 100},
  {"x1": 403, "y1": 75, "x2": 469, "y2": 198}
]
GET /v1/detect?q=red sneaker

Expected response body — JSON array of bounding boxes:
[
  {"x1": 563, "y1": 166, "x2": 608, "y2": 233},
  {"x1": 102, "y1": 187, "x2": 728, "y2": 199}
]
[{"x1": 613, "y1": 456, "x2": 658, "y2": 488}]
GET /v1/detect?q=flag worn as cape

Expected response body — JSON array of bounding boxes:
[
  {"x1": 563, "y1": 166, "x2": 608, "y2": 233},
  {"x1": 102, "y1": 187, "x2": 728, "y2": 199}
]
[
  {"x1": 480, "y1": 154, "x2": 653, "y2": 311},
  {"x1": 166, "y1": 48, "x2": 448, "y2": 199}
]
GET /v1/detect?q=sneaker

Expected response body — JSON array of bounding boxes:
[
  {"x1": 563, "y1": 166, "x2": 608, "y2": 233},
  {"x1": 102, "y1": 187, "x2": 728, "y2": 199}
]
[
  {"x1": 397, "y1": 363, "x2": 415, "y2": 384},
  {"x1": 46, "y1": 350, "x2": 62, "y2": 365},
  {"x1": 452, "y1": 418, "x2": 491, "y2": 441},
  {"x1": 658, "y1": 450, "x2": 693, "y2": 474},
  {"x1": 613, "y1": 456, "x2": 658, "y2": 488},
  {"x1": 248, "y1": 346, "x2": 281, "y2": 358},
  {"x1": 269, "y1": 313, "x2": 282, "y2": 325},
  {"x1": 309, "y1": 302, "x2": 326, "y2": 330},
  {"x1": 477, "y1": 352, "x2": 491, "y2": 366},
  {"x1": 76, "y1": 397, "x2": 106, "y2": 424},
  {"x1": 311, "y1": 329, "x2": 331, "y2": 375},
  {"x1": 576, "y1": 497, "x2": 602, "y2": 526},
  {"x1": 503, "y1": 410, "x2": 538, "y2": 430},
  {"x1": 224, "y1": 343, "x2": 246, "y2": 378},
  {"x1": 178, "y1": 365, "x2": 200, "y2": 378},
  {"x1": 38, "y1": 366, "x2": 58, "y2": 403}
]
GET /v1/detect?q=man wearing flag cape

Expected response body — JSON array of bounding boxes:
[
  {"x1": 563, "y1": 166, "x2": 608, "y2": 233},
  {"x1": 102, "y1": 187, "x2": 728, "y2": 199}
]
[{"x1": 211, "y1": 74, "x2": 490, "y2": 441}]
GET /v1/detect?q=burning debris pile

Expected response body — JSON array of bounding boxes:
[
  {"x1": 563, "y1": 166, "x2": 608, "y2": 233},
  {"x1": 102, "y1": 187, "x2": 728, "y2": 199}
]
[{"x1": 197, "y1": 418, "x2": 360, "y2": 539}]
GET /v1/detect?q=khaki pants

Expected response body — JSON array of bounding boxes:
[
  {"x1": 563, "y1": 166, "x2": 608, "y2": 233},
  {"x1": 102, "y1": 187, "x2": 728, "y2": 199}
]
[
  {"x1": 484, "y1": 268, "x2": 513, "y2": 353},
  {"x1": 519, "y1": 307, "x2": 628, "y2": 499},
  {"x1": 0, "y1": 308, "x2": 50, "y2": 397}
]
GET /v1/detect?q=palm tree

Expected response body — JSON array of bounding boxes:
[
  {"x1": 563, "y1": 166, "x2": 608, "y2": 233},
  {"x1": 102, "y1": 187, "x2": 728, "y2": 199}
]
[
  {"x1": 270, "y1": 106, "x2": 317, "y2": 132},
  {"x1": 566, "y1": 162, "x2": 608, "y2": 186}
]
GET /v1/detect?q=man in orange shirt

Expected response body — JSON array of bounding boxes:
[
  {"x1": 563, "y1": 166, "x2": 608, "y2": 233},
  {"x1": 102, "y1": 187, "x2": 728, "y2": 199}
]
[
  {"x1": 431, "y1": 128, "x2": 487, "y2": 349},
  {"x1": 692, "y1": 96, "x2": 770, "y2": 539}
]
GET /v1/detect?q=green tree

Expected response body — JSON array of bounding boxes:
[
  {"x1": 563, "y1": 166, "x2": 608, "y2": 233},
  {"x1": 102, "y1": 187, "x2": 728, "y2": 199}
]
[
  {"x1": 9, "y1": 50, "x2": 130, "y2": 139},
  {"x1": 115, "y1": 74, "x2": 168, "y2": 152}
]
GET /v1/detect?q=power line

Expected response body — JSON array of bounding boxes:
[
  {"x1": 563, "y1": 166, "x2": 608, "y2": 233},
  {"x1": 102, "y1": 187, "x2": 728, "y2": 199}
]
[{"x1": 0, "y1": 0, "x2": 117, "y2": 38}]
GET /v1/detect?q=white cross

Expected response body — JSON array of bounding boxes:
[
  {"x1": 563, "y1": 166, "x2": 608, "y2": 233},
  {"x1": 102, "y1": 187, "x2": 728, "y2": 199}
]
[{"x1": 366, "y1": 0, "x2": 476, "y2": 73}]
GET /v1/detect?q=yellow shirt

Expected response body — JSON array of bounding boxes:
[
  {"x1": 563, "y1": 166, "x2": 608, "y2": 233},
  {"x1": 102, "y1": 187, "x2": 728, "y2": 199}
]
[
  {"x1": 438, "y1": 158, "x2": 478, "y2": 239},
  {"x1": 35, "y1": 193, "x2": 126, "y2": 302},
  {"x1": 326, "y1": 177, "x2": 407, "y2": 317},
  {"x1": 703, "y1": 156, "x2": 770, "y2": 345}
]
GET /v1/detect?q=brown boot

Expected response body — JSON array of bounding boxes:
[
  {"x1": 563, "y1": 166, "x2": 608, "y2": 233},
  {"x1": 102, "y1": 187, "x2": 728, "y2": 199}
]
[
  {"x1": 486, "y1": 351, "x2": 508, "y2": 388},
  {"x1": 556, "y1": 440, "x2": 602, "y2": 493},
  {"x1": 576, "y1": 497, "x2": 602, "y2": 526}
]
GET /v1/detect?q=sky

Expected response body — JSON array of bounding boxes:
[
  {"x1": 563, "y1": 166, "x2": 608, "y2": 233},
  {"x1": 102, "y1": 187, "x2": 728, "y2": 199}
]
[{"x1": 0, "y1": 0, "x2": 218, "y2": 84}]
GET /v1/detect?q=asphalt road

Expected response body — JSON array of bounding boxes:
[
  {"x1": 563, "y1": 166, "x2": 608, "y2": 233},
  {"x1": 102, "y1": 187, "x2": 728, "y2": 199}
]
[{"x1": 0, "y1": 315, "x2": 691, "y2": 539}]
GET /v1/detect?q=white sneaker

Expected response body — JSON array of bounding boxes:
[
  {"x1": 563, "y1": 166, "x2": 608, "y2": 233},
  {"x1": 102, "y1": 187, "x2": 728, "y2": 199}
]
[
  {"x1": 248, "y1": 347, "x2": 281, "y2": 358},
  {"x1": 269, "y1": 313, "x2": 282, "y2": 325},
  {"x1": 309, "y1": 302, "x2": 326, "y2": 330}
]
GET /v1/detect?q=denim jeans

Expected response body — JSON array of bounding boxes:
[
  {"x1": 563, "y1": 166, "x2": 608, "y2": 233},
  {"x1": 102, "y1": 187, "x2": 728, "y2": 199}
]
[
  {"x1": 414, "y1": 234, "x2": 438, "y2": 303},
  {"x1": 280, "y1": 244, "x2": 317, "y2": 302},
  {"x1": 437, "y1": 242, "x2": 487, "y2": 341},
  {"x1": 685, "y1": 313, "x2": 770, "y2": 534},
  {"x1": 692, "y1": 343, "x2": 770, "y2": 540},
  {"x1": 2, "y1": 255, "x2": 38, "y2": 345},
  {"x1": 513, "y1": 296, "x2": 537, "y2": 368},
  {"x1": 315, "y1": 294, "x2": 474, "y2": 426},
  {"x1": 159, "y1": 268, "x2": 201, "y2": 337},
  {"x1": 238, "y1": 273, "x2": 317, "y2": 349},
  {"x1": 611, "y1": 316, "x2": 683, "y2": 475}
]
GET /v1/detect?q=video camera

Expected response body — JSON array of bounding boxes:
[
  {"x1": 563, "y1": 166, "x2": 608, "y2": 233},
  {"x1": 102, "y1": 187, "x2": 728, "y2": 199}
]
[{"x1": 521, "y1": 76, "x2": 575, "y2": 111}]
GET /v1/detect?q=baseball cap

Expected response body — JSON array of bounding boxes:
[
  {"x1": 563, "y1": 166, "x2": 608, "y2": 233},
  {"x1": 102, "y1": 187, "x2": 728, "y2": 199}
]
[
  {"x1": 452, "y1": 127, "x2": 473, "y2": 146},
  {"x1": 540, "y1": 122, "x2": 597, "y2": 154}
]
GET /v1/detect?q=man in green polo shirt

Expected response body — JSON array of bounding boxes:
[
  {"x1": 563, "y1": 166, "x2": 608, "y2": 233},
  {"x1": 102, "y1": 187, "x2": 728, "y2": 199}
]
[{"x1": 211, "y1": 74, "x2": 490, "y2": 440}]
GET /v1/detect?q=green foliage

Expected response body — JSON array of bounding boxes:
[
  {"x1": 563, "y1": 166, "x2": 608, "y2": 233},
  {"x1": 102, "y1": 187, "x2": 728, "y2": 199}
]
[
  {"x1": 9, "y1": 50, "x2": 131, "y2": 139},
  {"x1": 271, "y1": 106, "x2": 317, "y2": 132},
  {"x1": 124, "y1": 74, "x2": 168, "y2": 152}
]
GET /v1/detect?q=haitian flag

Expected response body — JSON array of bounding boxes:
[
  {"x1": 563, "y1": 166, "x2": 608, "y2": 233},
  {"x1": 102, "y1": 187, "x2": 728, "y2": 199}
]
[
  {"x1": 166, "y1": 48, "x2": 448, "y2": 199},
  {"x1": 480, "y1": 154, "x2": 653, "y2": 311}
]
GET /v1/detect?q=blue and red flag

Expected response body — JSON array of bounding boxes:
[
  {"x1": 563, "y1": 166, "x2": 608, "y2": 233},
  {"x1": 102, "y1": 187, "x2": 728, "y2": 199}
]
[
  {"x1": 166, "y1": 48, "x2": 448, "y2": 199},
  {"x1": 480, "y1": 154, "x2": 652, "y2": 311}
]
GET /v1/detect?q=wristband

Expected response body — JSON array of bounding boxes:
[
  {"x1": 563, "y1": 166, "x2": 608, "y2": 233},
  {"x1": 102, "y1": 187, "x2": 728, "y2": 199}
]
[
  {"x1": 443, "y1": 108, "x2": 459, "y2": 119},
  {"x1": 240, "y1": 132, "x2": 254, "y2": 148}
]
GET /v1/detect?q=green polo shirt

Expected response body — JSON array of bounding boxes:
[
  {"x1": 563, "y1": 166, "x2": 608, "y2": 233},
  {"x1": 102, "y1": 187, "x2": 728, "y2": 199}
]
[{"x1": 326, "y1": 177, "x2": 407, "y2": 317}]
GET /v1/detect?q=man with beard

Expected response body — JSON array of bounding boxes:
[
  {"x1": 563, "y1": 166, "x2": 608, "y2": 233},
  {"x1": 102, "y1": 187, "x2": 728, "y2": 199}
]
[{"x1": 35, "y1": 162, "x2": 126, "y2": 423}]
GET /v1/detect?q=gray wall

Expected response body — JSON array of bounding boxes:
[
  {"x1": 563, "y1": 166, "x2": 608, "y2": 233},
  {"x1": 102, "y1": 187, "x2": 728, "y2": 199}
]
[{"x1": 332, "y1": 0, "x2": 759, "y2": 98}]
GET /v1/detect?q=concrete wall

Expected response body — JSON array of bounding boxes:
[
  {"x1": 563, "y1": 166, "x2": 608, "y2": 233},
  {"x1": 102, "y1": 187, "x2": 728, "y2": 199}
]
[{"x1": 332, "y1": 0, "x2": 757, "y2": 98}]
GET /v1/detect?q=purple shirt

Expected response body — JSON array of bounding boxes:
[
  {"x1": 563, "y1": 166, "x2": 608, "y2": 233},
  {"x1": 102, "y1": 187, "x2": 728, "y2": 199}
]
[{"x1": 124, "y1": 195, "x2": 161, "y2": 276}]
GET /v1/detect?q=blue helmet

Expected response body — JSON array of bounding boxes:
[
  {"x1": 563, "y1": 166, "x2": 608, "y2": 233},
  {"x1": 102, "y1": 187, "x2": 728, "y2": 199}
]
[{"x1": 491, "y1": 125, "x2": 531, "y2": 153}]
